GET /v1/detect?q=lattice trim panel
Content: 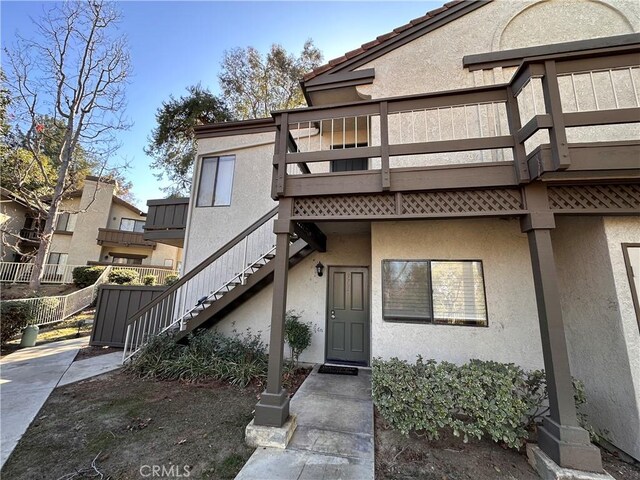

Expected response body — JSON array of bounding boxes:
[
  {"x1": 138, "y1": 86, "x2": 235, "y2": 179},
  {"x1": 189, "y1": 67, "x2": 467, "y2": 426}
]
[
  {"x1": 293, "y1": 194, "x2": 396, "y2": 217},
  {"x1": 292, "y1": 189, "x2": 524, "y2": 218},
  {"x1": 402, "y1": 189, "x2": 523, "y2": 215},
  {"x1": 548, "y1": 185, "x2": 640, "y2": 211}
]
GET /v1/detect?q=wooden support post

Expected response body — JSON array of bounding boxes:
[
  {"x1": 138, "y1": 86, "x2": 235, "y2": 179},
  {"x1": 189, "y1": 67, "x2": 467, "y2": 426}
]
[
  {"x1": 272, "y1": 113, "x2": 289, "y2": 199},
  {"x1": 542, "y1": 60, "x2": 571, "y2": 170},
  {"x1": 521, "y1": 183, "x2": 603, "y2": 473},
  {"x1": 254, "y1": 199, "x2": 293, "y2": 427},
  {"x1": 506, "y1": 86, "x2": 530, "y2": 183},
  {"x1": 380, "y1": 101, "x2": 391, "y2": 191}
]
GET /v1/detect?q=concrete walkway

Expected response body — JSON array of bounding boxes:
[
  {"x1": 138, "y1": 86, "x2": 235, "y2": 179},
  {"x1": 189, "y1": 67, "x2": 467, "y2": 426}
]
[
  {"x1": 0, "y1": 337, "x2": 122, "y2": 468},
  {"x1": 236, "y1": 365, "x2": 374, "y2": 480}
]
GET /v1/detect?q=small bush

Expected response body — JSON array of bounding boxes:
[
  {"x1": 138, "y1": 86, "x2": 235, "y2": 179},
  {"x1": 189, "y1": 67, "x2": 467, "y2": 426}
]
[
  {"x1": 372, "y1": 356, "x2": 598, "y2": 450},
  {"x1": 108, "y1": 268, "x2": 140, "y2": 285},
  {"x1": 142, "y1": 274, "x2": 157, "y2": 286},
  {"x1": 164, "y1": 274, "x2": 179, "y2": 286},
  {"x1": 0, "y1": 301, "x2": 32, "y2": 344},
  {"x1": 72, "y1": 266, "x2": 106, "y2": 288},
  {"x1": 284, "y1": 310, "x2": 312, "y2": 365},
  {"x1": 126, "y1": 329, "x2": 267, "y2": 387}
]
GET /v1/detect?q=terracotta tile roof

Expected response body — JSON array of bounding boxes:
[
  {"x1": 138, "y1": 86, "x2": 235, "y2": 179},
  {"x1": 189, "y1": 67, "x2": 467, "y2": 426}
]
[{"x1": 302, "y1": 1, "x2": 466, "y2": 82}]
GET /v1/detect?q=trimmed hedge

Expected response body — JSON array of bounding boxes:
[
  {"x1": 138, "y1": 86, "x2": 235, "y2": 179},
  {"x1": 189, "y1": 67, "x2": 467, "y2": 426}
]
[
  {"x1": 0, "y1": 301, "x2": 31, "y2": 344},
  {"x1": 108, "y1": 268, "x2": 140, "y2": 285},
  {"x1": 372, "y1": 356, "x2": 597, "y2": 449},
  {"x1": 164, "y1": 274, "x2": 179, "y2": 286},
  {"x1": 142, "y1": 274, "x2": 157, "y2": 286},
  {"x1": 72, "y1": 266, "x2": 106, "y2": 288}
]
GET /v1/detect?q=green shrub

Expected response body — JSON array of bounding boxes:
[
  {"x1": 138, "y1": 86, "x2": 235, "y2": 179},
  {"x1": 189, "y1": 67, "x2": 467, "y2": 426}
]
[
  {"x1": 72, "y1": 266, "x2": 106, "y2": 288},
  {"x1": 284, "y1": 310, "x2": 312, "y2": 365},
  {"x1": 372, "y1": 357, "x2": 598, "y2": 450},
  {"x1": 0, "y1": 301, "x2": 32, "y2": 344},
  {"x1": 164, "y1": 274, "x2": 179, "y2": 286},
  {"x1": 126, "y1": 329, "x2": 267, "y2": 387},
  {"x1": 142, "y1": 274, "x2": 157, "y2": 286},
  {"x1": 108, "y1": 268, "x2": 140, "y2": 285}
]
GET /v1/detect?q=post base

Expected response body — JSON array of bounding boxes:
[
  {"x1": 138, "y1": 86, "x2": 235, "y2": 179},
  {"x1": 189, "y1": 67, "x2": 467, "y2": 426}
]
[
  {"x1": 254, "y1": 388, "x2": 290, "y2": 427},
  {"x1": 527, "y1": 445, "x2": 613, "y2": 480},
  {"x1": 245, "y1": 414, "x2": 297, "y2": 449},
  {"x1": 537, "y1": 418, "x2": 603, "y2": 473}
]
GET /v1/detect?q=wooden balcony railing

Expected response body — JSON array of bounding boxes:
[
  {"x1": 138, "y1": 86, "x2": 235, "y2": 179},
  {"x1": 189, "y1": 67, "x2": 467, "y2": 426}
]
[
  {"x1": 271, "y1": 43, "x2": 639, "y2": 198},
  {"x1": 143, "y1": 197, "x2": 189, "y2": 247},
  {"x1": 97, "y1": 228, "x2": 156, "y2": 248}
]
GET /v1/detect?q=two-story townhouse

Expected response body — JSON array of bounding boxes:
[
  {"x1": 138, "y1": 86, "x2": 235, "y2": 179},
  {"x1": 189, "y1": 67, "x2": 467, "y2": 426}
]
[
  {"x1": 48, "y1": 176, "x2": 183, "y2": 273},
  {"x1": 0, "y1": 187, "x2": 43, "y2": 262},
  {"x1": 127, "y1": 0, "x2": 640, "y2": 473}
]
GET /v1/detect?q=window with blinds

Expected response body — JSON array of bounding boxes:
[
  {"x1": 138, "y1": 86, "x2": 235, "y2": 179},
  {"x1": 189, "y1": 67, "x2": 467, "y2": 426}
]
[
  {"x1": 196, "y1": 155, "x2": 235, "y2": 207},
  {"x1": 382, "y1": 260, "x2": 488, "y2": 326}
]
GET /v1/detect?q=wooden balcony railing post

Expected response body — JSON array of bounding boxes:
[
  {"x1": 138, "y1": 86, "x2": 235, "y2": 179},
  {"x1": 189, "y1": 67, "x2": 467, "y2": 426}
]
[
  {"x1": 380, "y1": 101, "x2": 390, "y2": 190},
  {"x1": 273, "y1": 113, "x2": 289, "y2": 198},
  {"x1": 506, "y1": 86, "x2": 530, "y2": 183},
  {"x1": 542, "y1": 60, "x2": 571, "y2": 170}
]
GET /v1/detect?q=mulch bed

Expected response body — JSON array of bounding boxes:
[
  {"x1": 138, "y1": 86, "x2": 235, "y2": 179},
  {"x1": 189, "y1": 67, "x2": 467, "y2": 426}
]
[
  {"x1": 374, "y1": 409, "x2": 640, "y2": 480},
  {"x1": 75, "y1": 345, "x2": 122, "y2": 362}
]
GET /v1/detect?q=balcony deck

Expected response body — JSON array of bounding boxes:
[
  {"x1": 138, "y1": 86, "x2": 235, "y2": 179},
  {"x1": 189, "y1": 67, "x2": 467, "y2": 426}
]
[
  {"x1": 267, "y1": 44, "x2": 639, "y2": 207},
  {"x1": 143, "y1": 198, "x2": 188, "y2": 248},
  {"x1": 97, "y1": 228, "x2": 156, "y2": 249}
]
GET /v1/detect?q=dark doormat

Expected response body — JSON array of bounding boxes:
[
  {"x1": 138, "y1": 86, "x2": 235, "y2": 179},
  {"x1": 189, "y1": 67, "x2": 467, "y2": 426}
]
[{"x1": 318, "y1": 364, "x2": 358, "y2": 376}]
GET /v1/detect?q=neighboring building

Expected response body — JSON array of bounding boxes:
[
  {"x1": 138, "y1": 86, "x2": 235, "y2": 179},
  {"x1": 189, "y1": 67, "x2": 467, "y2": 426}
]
[
  {"x1": 129, "y1": 0, "x2": 640, "y2": 472},
  {"x1": 48, "y1": 176, "x2": 183, "y2": 271},
  {"x1": 0, "y1": 187, "x2": 43, "y2": 262}
]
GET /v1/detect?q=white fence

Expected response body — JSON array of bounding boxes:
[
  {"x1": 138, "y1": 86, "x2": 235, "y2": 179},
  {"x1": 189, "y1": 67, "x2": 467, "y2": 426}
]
[
  {"x1": 0, "y1": 262, "x2": 178, "y2": 285},
  {"x1": 1, "y1": 267, "x2": 112, "y2": 326}
]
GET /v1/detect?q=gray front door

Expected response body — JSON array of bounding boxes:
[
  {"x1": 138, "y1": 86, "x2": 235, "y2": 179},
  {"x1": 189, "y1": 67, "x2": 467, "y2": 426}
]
[{"x1": 326, "y1": 266, "x2": 369, "y2": 365}]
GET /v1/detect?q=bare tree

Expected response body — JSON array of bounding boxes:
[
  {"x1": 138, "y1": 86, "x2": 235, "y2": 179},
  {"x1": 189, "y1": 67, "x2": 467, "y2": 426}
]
[{"x1": 4, "y1": 1, "x2": 131, "y2": 289}]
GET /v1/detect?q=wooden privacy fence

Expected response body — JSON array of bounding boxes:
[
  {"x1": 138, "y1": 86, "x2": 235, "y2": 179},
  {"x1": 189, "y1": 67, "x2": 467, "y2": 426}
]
[
  {"x1": 0, "y1": 267, "x2": 112, "y2": 326},
  {"x1": 91, "y1": 285, "x2": 169, "y2": 348}
]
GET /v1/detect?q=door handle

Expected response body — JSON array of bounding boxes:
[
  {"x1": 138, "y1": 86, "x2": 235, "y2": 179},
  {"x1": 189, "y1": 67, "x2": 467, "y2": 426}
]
[{"x1": 330, "y1": 310, "x2": 336, "y2": 319}]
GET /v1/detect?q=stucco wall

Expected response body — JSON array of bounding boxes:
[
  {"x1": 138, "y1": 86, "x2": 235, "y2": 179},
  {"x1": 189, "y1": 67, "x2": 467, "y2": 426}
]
[
  {"x1": 356, "y1": 0, "x2": 639, "y2": 98},
  {"x1": 65, "y1": 180, "x2": 114, "y2": 266},
  {"x1": 371, "y1": 218, "x2": 544, "y2": 369},
  {"x1": 214, "y1": 234, "x2": 371, "y2": 364},
  {"x1": 0, "y1": 199, "x2": 29, "y2": 261},
  {"x1": 553, "y1": 216, "x2": 640, "y2": 460},
  {"x1": 107, "y1": 202, "x2": 145, "y2": 229},
  {"x1": 184, "y1": 133, "x2": 277, "y2": 272}
]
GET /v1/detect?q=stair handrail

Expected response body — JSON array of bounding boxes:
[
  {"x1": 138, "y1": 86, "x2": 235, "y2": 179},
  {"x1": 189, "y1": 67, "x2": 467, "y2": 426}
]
[{"x1": 126, "y1": 206, "x2": 279, "y2": 326}]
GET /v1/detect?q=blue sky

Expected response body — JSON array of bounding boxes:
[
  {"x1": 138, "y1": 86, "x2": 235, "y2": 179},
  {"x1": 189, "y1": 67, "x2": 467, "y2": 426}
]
[{"x1": 2, "y1": 1, "x2": 440, "y2": 209}]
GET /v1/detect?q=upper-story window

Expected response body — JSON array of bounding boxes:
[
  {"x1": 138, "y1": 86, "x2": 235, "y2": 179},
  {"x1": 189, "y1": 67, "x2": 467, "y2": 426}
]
[
  {"x1": 196, "y1": 155, "x2": 235, "y2": 207},
  {"x1": 55, "y1": 212, "x2": 76, "y2": 232},
  {"x1": 120, "y1": 218, "x2": 145, "y2": 232}
]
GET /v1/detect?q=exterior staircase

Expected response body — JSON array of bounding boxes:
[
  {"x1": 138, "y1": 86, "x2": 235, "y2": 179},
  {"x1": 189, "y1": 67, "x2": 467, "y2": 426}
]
[{"x1": 123, "y1": 207, "x2": 316, "y2": 362}]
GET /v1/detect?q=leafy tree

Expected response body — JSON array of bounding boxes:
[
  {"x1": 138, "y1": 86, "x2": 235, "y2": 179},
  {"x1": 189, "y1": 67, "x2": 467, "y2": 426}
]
[
  {"x1": 145, "y1": 85, "x2": 232, "y2": 196},
  {"x1": 4, "y1": 0, "x2": 131, "y2": 289},
  {"x1": 219, "y1": 40, "x2": 323, "y2": 119}
]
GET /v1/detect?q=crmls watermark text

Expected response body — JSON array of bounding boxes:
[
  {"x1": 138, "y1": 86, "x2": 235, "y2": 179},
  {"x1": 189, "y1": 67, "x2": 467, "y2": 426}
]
[{"x1": 139, "y1": 465, "x2": 191, "y2": 478}]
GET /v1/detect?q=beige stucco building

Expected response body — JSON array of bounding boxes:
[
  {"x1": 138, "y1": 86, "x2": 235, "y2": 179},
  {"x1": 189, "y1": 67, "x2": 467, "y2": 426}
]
[
  {"x1": 47, "y1": 177, "x2": 183, "y2": 271},
  {"x1": 131, "y1": 0, "x2": 640, "y2": 471}
]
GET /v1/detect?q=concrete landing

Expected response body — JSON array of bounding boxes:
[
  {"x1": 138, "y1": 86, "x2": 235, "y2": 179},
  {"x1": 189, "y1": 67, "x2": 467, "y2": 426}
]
[
  {"x1": 236, "y1": 365, "x2": 374, "y2": 480},
  {"x1": 58, "y1": 351, "x2": 122, "y2": 386}
]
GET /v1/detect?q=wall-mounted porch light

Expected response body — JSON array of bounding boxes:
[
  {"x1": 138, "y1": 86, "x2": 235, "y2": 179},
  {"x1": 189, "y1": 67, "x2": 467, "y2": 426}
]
[{"x1": 315, "y1": 261, "x2": 325, "y2": 277}]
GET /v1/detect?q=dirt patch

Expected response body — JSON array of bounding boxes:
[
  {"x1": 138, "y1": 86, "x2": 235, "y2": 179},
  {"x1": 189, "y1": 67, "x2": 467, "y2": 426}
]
[
  {"x1": 374, "y1": 410, "x2": 640, "y2": 480},
  {"x1": 1, "y1": 372, "x2": 258, "y2": 480},
  {"x1": 75, "y1": 345, "x2": 121, "y2": 361},
  {"x1": 0, "y1": 283, "x2": 78, "y2": 300}
]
